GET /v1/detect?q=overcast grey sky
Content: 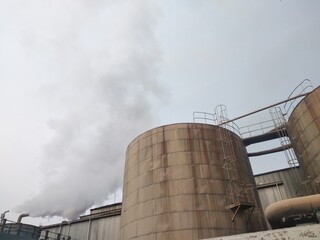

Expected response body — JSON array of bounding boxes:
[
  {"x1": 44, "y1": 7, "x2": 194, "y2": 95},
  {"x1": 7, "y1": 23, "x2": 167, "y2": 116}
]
[{"x1": 0, "y1": 0, "x2": 320, "y2": 225}]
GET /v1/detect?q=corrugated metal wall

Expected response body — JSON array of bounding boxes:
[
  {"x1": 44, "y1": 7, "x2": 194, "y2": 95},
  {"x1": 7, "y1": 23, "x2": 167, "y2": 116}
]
[
  {"x1": 41, "y1": 215, "x2": 121, "y2": 240},
  {"x1": 254, "y1": 167, "x2": 309, "y2": 228}
]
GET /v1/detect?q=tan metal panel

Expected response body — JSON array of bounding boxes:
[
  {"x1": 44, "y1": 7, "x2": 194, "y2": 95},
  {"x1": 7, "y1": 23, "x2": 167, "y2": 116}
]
[{"x1": 287, "y1": 86, "x2": 320, "y2": 193}]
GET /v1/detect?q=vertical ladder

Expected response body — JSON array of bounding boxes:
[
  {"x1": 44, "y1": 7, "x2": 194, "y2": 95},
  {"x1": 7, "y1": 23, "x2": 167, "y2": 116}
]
[
  {"x1": 214, "y1": 105, "x2": 255, "y2": 223},
  {"x1": 269, "y1": 107, "x2": 310, "y2": 194},
  {"x1": 214, "y1": 105, "x2": 238, "y2": 205},
  {"x1": 269, "y1": 107, "x2": 299, "y2": 168}
]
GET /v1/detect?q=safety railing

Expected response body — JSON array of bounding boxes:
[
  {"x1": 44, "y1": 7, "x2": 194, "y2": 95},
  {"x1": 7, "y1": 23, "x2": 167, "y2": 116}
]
[
  {"x1": 219, "y1": 119, "x2": 242, "y2": 138},
  {"x1": 193, "y1": 111, "x2": 216, "y2": 124},
  {"x1": 283, "y1": 79, "x2": 313, "y2": 118},
  {"x1": 239, "y1": 119, "x2": 276, "y2": 139},
  {"x1": 193, "y1": 106, "x2": 242, "y2": 137}
]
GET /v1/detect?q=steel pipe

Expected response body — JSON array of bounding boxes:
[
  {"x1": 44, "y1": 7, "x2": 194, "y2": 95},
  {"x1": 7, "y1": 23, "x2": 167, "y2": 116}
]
[{"x1": 265, "y1": 194, "x2": 320, "y2": 228}]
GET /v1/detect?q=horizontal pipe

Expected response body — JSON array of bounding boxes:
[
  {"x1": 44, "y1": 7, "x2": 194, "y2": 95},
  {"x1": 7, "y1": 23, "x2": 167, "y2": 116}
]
[
  {"x1": 265, "y1": 194, "x2": 320, "y2": 228},
  {"x1": 218, "y1": 93, "x2": 308, "y2": 126},
  {"x1": 256, "y1": 181, "x2": 283, "y2": 189}
]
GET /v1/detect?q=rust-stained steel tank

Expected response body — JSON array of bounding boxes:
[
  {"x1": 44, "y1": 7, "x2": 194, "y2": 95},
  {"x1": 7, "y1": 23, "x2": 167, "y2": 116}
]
[
  {"x1": 287, "y1": 86, "x2": 320, "y2": 193},
  {"x1": 120, "y1": 123, "x2": 266, "y2": 240}
]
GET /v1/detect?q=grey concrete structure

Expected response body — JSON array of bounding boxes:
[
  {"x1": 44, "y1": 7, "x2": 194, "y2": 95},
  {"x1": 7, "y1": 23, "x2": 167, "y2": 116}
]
[{"x1": 203, "y1": 224, "x2": 320, "y2": 240}]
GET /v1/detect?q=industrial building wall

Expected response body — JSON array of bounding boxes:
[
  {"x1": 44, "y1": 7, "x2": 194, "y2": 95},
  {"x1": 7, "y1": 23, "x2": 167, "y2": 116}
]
[
  {"x1": 40, "y1": 168, "x2": 311, "y2": 239},
  {"x1": 254, "y1": 167, "x2": 309, "y2": 228},
  {"x1": 88, "y1": 216, "x2": 121, "y2": 240},
  {"x1": 41, "y1": 215, "x2": 121, "y2": 240}
]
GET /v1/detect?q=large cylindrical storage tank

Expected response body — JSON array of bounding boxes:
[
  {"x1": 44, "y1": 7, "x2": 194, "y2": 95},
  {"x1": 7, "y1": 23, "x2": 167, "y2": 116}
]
[
  {"x1": 287, "y1": 86, "x2": 320, "y2": 193},
  {"x1": 120, "y1": 123, "x2": 266, "y2": 240}
]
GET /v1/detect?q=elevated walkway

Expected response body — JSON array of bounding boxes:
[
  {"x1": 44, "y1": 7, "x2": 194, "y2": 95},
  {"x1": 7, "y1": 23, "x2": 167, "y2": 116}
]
[
  {"x1": 243, "y1": 127, "x2": 287, "y2": 146},
  {"x1": 248, "y1": 144, "x2": 292, "y2": 157}
]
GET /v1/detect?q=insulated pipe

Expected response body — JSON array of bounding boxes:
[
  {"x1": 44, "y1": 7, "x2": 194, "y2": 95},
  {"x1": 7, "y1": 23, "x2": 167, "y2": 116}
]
[
  {"x1": 17, "y1": 213, "x2": 29, "y2": 223},
  {"x1": 265, "y1": 194, "x2": 320, "y2": 228}
]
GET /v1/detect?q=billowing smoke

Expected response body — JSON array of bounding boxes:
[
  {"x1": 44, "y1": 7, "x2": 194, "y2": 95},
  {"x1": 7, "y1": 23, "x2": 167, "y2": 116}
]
[{"x1": 14, "y1": 0, "x2": 167, "y2": 219}]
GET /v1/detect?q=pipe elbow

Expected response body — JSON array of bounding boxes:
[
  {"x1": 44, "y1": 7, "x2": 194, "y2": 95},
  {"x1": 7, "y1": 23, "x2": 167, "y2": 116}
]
[
  {"x1": 17, "y1": 213, "x2": 30, "y2": 223},
  {"x1": 265, "y1": 194, "x2": 320, "y2": 228}
]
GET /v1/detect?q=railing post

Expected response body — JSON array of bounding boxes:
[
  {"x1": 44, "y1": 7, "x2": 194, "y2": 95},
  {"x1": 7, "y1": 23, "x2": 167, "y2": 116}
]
[
  {"x1": 32, "y1": 226, "x2": 35, "y2": 237},
  {"x1": 17, "y1": 223, "x2": 22, "y2": 236},
  {"x1": 8, "y1": 222, "x2": 12, "y2": 234},
  {"x1": 44, "y1": 230, "x2": 49, "y2": 240},
  {"x1": 0, "y1": 219, "x2": 6, "y2": 232}
]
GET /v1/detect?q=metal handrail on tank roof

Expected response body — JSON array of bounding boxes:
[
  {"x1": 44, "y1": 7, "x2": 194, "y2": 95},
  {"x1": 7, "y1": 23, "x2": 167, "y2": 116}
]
[
  {"x1": 222, "y1": 121, "x2": 242, "y2": 137},
  {"x1": 193, "y1": 111, "x2": 215, "y2": 124},
  {"x1": 193, "y1": 92, "x2": 308, "y2": 137},
  {"x1": 283, "y1": 79, "x2": 314, "y2": 117},
  {"x1": 193, "y1": 109, "x2": 242, "y2": 137},
  {"x1": 212, "y1": 105, "x2": 242, "y2": 137},
  {"x1": 193, "y1": 82, "x2": 315, "y2": 140}
]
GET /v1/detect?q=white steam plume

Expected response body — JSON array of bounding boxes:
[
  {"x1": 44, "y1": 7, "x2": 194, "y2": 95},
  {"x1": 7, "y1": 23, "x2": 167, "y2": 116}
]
[{"x1": 12, "y1": 0, "x2": 166, "y2": 219}]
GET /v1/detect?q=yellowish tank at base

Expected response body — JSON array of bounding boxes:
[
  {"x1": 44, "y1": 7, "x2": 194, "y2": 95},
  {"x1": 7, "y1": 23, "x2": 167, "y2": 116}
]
[{"x1": 120, "y1": 123, "x2": 267, "y2": 240}]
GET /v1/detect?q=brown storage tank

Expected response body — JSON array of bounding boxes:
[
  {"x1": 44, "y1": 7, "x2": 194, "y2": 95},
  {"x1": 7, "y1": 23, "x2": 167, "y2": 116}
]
[
  {"x1": 287, "y1": 86, "x2": 320, "y2": 193},
  {"x1": 120, "y1": 123, "x2": 266, "y2": 240}
]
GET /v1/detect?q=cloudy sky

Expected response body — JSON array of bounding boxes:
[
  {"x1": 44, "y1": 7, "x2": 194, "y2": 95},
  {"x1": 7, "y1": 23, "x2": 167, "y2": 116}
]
[{"x1": 0, "y1": 0, "x2": 320, "y2": 225}]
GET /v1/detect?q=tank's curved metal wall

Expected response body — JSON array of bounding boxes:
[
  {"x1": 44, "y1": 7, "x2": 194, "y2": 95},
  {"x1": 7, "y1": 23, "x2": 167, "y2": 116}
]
[
  {"x1": 120, "y1": 123, "x2": 266, "y2": 240},
  {"x1": 287, "y1": 86, "x2": 320, "y2": 193}
]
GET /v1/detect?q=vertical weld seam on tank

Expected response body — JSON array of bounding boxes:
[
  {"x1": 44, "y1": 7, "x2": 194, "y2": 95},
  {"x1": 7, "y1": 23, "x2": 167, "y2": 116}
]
[
  {"x1": 162, "y1": 126, "x2": 167, "y2": 169},
  {"x1": 188, "y1": 125, "x2": 200, "y2": 236}
]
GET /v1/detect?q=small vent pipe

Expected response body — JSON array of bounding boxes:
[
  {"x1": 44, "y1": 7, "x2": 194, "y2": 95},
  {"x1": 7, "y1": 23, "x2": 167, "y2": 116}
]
[
  {"x1": 17, "y1": 213, "x2": 29, "y2": 223},
  {"x1": 265, "y1": 194, "x2": 320, "y2": 228}
]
